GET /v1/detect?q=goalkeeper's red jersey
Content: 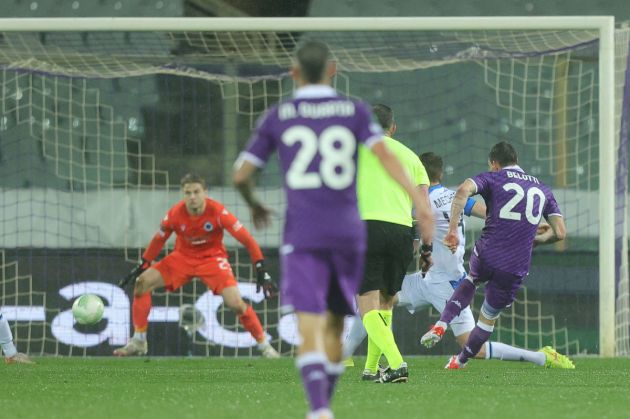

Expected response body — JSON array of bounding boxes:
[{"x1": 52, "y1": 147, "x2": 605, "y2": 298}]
[{"x1": 142, "y1": 198, "x2": 263, "y2": 263}]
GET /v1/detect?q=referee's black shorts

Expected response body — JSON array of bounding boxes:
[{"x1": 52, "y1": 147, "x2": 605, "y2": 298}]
[{"x1": 358, "y1": 220, "x2": 415, "y2": 296}]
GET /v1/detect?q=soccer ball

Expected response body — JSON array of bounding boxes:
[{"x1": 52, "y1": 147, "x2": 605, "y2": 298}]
[{"x1": 72, "y1": 294, "x2": 105, "y2": 325}]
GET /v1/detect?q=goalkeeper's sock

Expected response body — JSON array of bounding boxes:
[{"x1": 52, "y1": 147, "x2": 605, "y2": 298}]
[
  {"x1": 485, "y1": 341, "x2": 546, "y2": 366},
  {"x1": 342, "y1": 315, "x2": 367, "y2": 361},
  {"x1": 440, "y1": 277, "x2": 476, "y2": 324},
  {"x1": 458, "y1": 321, "x2": 493, "y2": 364},
  {"x1": 362, "y1": 310, "x2": 404, "y2": 370},
  {"x1": 325, "y1": 361, "x2": 345, "y2": 400},
  {"x1": 132, "y1": 292, "x2": 152, "y2": 338},
  {"x1": 0, "y1": 312, "x2": 18, "y2": 358},
  {"x1": 296, "y1": 352, "x2": 329, "y2": 412},
  {"x1": 239, "y1": 305, "x2": 265, "y2": 342}
]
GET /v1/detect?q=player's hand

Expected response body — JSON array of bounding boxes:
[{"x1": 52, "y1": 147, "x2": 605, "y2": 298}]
[
  {"x1": 255, "y1": 260, "x2": 278, "y2": 299},
  {"x1": 443, "y1": 230, "x2": 459, "y2": 254},
  {"x1": 251, "y1": 202, "x2": 273, "y2": 230},
  {"x1": 533, "y1": 222, "x2": 552, "y2": 247},
  {"x1": 419, "y1": 243, "x2": 433, "y2": 274},
  {"x1": 537, "y1": 223, "x2": 551, "y2": 235},
  {"x1": 118, "y1": 258, "x2": 150, "y2": 289}
]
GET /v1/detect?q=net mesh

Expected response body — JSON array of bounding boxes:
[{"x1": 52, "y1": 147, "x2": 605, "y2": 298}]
[{"x1": 0, "y1": 24, "x2": 627, "y2": 356}]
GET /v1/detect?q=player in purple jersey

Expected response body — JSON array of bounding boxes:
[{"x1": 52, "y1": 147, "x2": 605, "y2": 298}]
[
  {"x1": 233, "y1": 41, "x2": 427, "y2": 419},
  {"x1": 420, "y1": 141, "x2": 569, "y2": 369}
]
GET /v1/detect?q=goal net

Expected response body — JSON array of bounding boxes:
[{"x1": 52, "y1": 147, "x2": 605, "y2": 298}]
[{"x1": 0, "y1": 18, "x2": 627, "y2": 357}]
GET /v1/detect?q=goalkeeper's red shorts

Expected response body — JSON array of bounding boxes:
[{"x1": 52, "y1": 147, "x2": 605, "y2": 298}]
[{"x1": 152, "y1": 251, "x2": 238, "y2": 294}]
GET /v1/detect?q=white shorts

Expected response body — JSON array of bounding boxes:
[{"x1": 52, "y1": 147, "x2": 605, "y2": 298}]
[{"x1": 397, "y1": 271, "x2": 475, "y2": 337}]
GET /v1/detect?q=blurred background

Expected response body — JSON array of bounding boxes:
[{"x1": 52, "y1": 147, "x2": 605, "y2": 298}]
[{"x1": 0, "y1": 0, "x2": 628, "y2": 358}]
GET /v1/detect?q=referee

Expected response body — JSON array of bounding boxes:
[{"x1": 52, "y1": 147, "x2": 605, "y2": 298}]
[{"x1": 357, "y1": 104, "x2": 433, "y2": 383}]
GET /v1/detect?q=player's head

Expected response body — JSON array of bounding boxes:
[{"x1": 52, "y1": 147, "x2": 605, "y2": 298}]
[
  {"x1": 420, "y1": 152, "x2": 443, "y2": 184},
  {"x1": 292, "y1": 41, "x2": 336, "y2": 87},
  {"x1": 372, "y1": 104, "x2": 397, "y2": 136},
  {"x1": 488, "y1": 141, "x2": 518, "y2": 171},
  {"x1": 180, "y1": 173, "x2": 208, "y2": 214}
]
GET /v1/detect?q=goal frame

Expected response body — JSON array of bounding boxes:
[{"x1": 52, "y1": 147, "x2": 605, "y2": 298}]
[{"x1": 0, "y1": 16, "x2": 617, "y2": 356}]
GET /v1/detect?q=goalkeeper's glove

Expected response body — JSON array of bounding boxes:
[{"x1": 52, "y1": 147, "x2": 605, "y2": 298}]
[
  {"x1": 118, "y1": 258, "x2": 150, "y2": 289},
  {"x1": 255, "y1": 260, "x2": 278, "y2": 299}
]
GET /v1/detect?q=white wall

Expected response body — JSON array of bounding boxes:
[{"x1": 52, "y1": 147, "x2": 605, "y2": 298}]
[{"x1": 0, "y1": 186, "x2": 605, "y2": 248}]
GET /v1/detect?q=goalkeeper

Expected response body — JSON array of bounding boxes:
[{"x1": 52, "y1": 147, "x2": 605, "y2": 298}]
[{"x1": 114, "y1": 173, "x2": 279, "y2": 358}]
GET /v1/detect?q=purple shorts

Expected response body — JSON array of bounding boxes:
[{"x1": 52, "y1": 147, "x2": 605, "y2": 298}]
[
  {"x1": 469, "y1": 250, "x2": 524, "y2": 311},
  {"x1": 281, "y1": 247, "x2": 365, "y2": 315}
]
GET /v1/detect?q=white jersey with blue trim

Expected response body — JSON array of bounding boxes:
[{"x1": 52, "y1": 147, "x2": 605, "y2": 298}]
[{"x1": 427, "y1": 184, "x2": 475, "y2": 281}]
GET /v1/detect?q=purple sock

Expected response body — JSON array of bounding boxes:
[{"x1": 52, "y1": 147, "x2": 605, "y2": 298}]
[
  {"x1": 458, "y1": 324, "x2": 493, "y2": 364},
  {"x1": 296, "y1": 352, "x2": 329, "y2": 412},
  {"x1": 325, "y1": 362, "x2": 345, "y2": 400},
  {"x1": 440, "y1": 278, "x2": 476, "y2": 324}
]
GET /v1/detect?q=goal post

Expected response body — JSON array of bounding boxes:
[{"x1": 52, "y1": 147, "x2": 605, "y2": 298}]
[{"x1": 0, "y1": 16, "x2": 624, "y2": 357}]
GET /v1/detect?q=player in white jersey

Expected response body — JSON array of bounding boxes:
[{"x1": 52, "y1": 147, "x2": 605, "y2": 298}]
[
  {"x1": 1, "y1": 310, "x2": 34, "y2": 364},
  {"x1": 343, "y1": 153, "x2": 564, "y2": 374}
]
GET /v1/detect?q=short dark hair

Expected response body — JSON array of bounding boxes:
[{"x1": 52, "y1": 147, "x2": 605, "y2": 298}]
[
  {"x1": 488, "y1": 141, "x2": 518, "y2": 167},
  {"x1": 180, "y1": 173, "x2": 207, "y2": 189},
  {"x1": 420, "y1": 152, "x2": 443, "y2": 183},
  {"x1": 296, "y1": 41, "x2": 330, "y2": 84},
  {"x1": 372, "y1": 104, "x2": 394, "y2": 131}
]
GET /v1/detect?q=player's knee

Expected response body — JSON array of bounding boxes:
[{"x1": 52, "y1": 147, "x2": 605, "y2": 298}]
[
  {"x1": 326, "y1": 314, "x2": 345, "y2": 335},
  {"x1": 134, "y1": 274, "x2": 151, "y2": 297},
  {"x1": 226, "y1": 297, "x2": 247, "y2": 315},
  {"x1": 480, "y1": 299, "x2": 502, "y2": 320}
]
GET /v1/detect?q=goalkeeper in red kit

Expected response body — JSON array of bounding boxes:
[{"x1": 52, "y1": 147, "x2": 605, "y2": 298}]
[{"x1": 113, "y1": 173, "x2": 279, "y2": 358}]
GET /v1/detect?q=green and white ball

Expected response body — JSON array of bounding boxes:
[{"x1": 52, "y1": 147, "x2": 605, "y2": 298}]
[{"x1": 72, "y1": 294, "x2": 105, "y2": 325}]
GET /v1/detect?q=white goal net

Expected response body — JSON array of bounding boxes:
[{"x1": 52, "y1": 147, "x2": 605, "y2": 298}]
[{"x1": 0, "y1": 18, "x2": 627, "y2": 357}]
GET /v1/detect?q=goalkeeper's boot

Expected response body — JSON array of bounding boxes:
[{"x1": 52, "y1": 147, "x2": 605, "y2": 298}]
[
  {"x1": 258, "y1": 341, "x2": 280, "y2": 359},
  {"x1": 420, "y1": 324, "x2": 446, "y2": 348},
  {"x1": 444, "y1": 355, "x2": 466, "y2": 370},
  {"x1": 378, "y1": 362, "x2": 408, "y2": 383},
  {"x1": 538, "y1": 346, "x2": 575, "y2": 369},
  {"x1": 4, "y1": 353, "x2": 35, "y2": 364},
  {"x1": 113, "y1": 338, "x2": 148, "y2": 357},
  {"x1": 343, "y1": 358, "x2": 355, "y2": 367}
]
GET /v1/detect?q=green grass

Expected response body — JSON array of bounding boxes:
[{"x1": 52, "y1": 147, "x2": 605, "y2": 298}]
[{"x1": 1, "y1": 357, "x2": 629, "y2": 419}]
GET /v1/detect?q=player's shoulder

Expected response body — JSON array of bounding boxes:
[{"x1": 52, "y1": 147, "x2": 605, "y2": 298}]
[
  {"x1": 385, "y1": 137, "x2": 420, "y2": 162},
  {"x1": 255, "y1": 103, "x2": 281, "y2": 126},
  {"x1": 204, "y1": 197, "x2": 225, "y2": 213},
  {"x1": 428, "y1": 184, "x2": 451, "y2": 198},
  {"x1": 170, "y1": 200, "x2": 187, "y2": 213},
  {"x1": 166, "y1": 200, "x2": 187, "y2": 221}
]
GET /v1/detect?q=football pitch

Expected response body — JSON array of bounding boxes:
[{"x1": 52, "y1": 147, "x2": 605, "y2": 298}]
[{"x1": 2, "y1": 357, "x2": 629, "y2": 419}]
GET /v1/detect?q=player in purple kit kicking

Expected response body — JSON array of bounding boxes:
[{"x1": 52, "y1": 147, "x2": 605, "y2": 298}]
[
  {"x1": 420, "y1": 141, "x2": 573, "y2": 369},
  {"x1": 233, "y1": 41, "x2": 427, "y2": 419}
]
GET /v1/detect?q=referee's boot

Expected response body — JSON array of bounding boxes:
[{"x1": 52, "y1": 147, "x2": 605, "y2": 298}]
[{"x1": 377, "y1": 362, "x2": 408, "y2": 383}]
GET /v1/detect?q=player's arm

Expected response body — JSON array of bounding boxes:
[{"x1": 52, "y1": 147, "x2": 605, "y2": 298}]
[
  {"x1": 233, "y1": 161, "x2": 273, "y2": 230},
  {"x1": 371, "y1": 142, "x2": 434, "y2": 245},
  {"x1": 468, "y1": 200, "x2": 487, "y2": 219},
  {"x1": 118, "y1": 218, "x2": 173, "y2": 288},
  {"x1": 534, "y1": 215, "x2": 566, "y2": 246},
  {"x1": 233, "y1": 108, "x2": 276, "y2": 230},
  {"x1": 445, "y1": 179, "x2": 477, "y2": 252},
  {"x1": 221, "y1": 208, "x2": 277, "y2": 298}
]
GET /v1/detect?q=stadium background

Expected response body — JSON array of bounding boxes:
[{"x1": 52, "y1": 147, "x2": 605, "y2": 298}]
[{"x1": 0, "y1": 0, "x2": 628, "y2": 357}]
